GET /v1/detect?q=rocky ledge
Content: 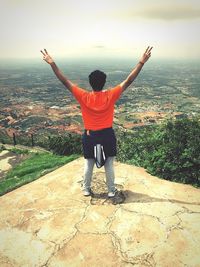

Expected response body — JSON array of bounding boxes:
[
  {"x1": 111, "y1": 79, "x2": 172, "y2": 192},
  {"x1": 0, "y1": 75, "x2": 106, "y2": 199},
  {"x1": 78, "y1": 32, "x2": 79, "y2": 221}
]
[{"x1": 0, "y1": 157, "x2": 200, "y2": 267}]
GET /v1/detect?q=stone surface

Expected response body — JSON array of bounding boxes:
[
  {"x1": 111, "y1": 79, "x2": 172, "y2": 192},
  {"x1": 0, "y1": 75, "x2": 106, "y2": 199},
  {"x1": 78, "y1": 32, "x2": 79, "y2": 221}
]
[{"x1": 0, "y1": 157, "x2": 200, "y2": 267}]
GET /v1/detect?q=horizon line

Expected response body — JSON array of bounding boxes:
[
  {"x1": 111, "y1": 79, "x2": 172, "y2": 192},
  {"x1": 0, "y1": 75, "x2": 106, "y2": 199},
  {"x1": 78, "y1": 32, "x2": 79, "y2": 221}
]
[{"x1": 0, "y1": 56, "x2": 199, "y2": 61}]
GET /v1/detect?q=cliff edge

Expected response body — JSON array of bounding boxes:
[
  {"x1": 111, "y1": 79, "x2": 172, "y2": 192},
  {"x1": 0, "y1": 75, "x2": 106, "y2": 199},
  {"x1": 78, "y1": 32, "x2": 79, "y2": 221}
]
[{"x1": 0, "y1": 157, "x2": 200, "y2": 267}]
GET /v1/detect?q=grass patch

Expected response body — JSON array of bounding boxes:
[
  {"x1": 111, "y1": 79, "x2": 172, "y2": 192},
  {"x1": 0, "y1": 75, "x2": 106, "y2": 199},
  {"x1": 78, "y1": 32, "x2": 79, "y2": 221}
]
[
  {"x1": 7, "y1": 147, "x2": 30, "y2": 154},
  {"x1": 0, "y1": 151, "x2": 80, "y2": 196}
]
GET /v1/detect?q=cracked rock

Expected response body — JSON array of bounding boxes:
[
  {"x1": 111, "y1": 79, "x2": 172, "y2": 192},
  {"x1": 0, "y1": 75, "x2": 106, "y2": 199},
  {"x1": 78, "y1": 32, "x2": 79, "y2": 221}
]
[{"x1": 0, "y1": 157, "x2": 200, "y2": 267}]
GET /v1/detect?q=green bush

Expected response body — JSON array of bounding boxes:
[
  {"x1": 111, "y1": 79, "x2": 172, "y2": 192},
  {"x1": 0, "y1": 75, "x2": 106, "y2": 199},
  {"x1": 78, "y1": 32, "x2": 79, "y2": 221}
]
[
  {"x1": 0, "y1": 130, "x2": 12, "y2": 144},
  {"x1": 0, "y1": 130, "x2": 82, "y2": 155},
  {"x1": 48, "y1": 133, "x2": 82, "y2": 155},
  {"x1": 116, "y1": 117, "x2": 200, "y2": 187},
  {"x1": 0, "y1": 144, "x2": 6, "y2": 152}
]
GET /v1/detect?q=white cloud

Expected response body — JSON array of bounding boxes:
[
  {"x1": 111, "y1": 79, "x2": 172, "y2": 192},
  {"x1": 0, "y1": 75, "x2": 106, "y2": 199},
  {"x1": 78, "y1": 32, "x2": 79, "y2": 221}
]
[{"x1": 123, "y1": 4, "x2": 200, "y2": 21}]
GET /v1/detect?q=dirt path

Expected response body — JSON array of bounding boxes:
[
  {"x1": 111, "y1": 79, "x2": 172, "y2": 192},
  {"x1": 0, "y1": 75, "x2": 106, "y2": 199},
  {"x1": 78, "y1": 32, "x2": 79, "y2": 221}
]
[
  {"x1": 0, "y1": 143, "x2": 50, "y2": 179},
  {"x1": 0, "y1": 150, "x2": 30, "y2": 180},
  {"x1": 0, "y1": 143, "x2": 50, "y2": 153}
]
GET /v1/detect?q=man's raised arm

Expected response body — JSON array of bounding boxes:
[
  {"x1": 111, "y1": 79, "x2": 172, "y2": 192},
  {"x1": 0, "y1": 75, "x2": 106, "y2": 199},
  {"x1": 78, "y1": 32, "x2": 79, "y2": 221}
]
[
  {"x1": 40, "y1": 49, "x2": 74, "y2": 92},
  {"x1": 120, "y1": 46, "x2": 153, "y2": 92}
]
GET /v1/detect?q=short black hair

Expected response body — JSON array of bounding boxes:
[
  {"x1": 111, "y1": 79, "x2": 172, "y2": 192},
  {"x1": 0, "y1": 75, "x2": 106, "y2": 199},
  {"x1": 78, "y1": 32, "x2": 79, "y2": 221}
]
[{"x1": 88, "y1": 70, "x2": 106, "y2": 91}]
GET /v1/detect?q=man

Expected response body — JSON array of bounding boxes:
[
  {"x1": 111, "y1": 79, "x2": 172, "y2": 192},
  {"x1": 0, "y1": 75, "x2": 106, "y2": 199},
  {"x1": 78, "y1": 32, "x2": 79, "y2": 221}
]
[{"x1": 40, "y1": 46, "x2": 153, "y2": 197}]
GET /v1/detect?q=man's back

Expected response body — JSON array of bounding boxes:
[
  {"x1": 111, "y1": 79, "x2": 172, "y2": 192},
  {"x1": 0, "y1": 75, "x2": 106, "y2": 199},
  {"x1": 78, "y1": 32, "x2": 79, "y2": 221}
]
[{"x1": 72, "y1": 84, "x2": 122, "y2": 130}]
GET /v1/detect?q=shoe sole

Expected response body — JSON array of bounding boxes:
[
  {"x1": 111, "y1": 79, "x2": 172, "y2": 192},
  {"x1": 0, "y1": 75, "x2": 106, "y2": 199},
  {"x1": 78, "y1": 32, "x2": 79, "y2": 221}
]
[
  {"x1": 84, "y1": 194, "x2": 91, "y2": 197},
  {"x1": 83, "y1": 190, "x2": 94, "y2": 197}
]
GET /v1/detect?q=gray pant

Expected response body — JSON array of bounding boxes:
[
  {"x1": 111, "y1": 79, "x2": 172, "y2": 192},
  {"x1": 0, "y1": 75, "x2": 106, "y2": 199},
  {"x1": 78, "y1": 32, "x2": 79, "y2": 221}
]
[{"x1": 83, "y1": 156, "x2": 116, "y2": 192}]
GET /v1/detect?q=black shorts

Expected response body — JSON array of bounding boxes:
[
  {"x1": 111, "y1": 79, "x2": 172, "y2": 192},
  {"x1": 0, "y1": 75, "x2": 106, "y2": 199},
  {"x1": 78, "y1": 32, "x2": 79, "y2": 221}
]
[{"x1": 82, "y1": 127, "x2": 117, "y2": 159}]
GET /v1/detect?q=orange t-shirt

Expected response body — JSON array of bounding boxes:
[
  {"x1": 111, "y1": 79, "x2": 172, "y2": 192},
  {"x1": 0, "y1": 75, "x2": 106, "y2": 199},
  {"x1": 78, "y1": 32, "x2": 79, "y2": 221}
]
[{"x1": 71, "y1": 84, "x2": 123, "y2": 130}]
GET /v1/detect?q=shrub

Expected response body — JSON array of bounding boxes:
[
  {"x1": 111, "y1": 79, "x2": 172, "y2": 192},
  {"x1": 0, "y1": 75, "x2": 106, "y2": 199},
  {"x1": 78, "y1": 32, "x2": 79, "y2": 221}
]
[
  {"x1": 48, "y1": 133, "x2": 82, "y2": 155},
  {"x1": 116, "y1": 117, "x2": 200, "y2": 187}
]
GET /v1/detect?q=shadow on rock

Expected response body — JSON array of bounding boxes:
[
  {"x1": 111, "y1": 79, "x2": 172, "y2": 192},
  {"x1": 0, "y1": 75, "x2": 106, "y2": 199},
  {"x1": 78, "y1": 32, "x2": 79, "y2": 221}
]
[
  {"x1": 90, "y1": 190, "x2": 126, "y2": 205},
  {"x1": 123, "y1": 190, "x2": 200, "y2": 205}
]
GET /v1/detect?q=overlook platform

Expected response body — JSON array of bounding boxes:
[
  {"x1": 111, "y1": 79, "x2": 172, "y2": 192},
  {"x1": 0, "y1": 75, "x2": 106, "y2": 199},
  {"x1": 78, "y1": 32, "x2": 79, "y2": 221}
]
[{"x1": 0, "y1": 157, "x2": 200, "y2": 266}]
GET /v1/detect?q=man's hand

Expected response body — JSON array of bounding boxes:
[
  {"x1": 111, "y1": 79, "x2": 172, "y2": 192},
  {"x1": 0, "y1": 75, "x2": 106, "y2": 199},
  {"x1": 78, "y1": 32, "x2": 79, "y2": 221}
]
[
  {"x1": 40, "y1": 48, "x2": 74, "y2": 92},
  {"x1": 40, "y1": 49, "x2": 54, "y2": 64},
  {"x1": 139, "y1": 46, "x2": 153, "y2": 64},
  {"x1": 120, "y1": 46, "x2": 153, "y2": 92}
]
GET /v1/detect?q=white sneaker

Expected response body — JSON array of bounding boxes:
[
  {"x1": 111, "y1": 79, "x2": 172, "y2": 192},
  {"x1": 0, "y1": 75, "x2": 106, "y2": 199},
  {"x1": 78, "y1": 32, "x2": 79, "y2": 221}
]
[
  {"x1": 108, "y1": 189, "x2": 117, "y2": 198},
  {"x1": 83, "y1": 189, "x2": 92, "y2": 197}
]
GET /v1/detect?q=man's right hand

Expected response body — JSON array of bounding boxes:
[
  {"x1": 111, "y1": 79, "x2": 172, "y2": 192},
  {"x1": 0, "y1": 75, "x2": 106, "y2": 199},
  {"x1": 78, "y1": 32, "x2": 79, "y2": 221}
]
[
  {"x1": 40, "y1": 49, "x2": 54, "y2": 64},
  {"x1": 139, "y1": 46, "x2": 153, "y2": 64}
]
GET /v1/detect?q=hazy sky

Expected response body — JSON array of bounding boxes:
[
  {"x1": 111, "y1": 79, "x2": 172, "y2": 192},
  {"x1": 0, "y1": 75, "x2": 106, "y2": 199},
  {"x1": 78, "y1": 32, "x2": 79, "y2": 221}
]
[{"x1": 1, "y1": 0, "x2": 200, "y2": 59}]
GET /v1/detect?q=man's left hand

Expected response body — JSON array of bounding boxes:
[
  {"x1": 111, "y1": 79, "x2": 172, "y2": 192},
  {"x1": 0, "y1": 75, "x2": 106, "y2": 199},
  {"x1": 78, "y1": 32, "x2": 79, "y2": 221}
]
[{"x1": 40, "y1": 49, "x2": 54, "y2": 64}]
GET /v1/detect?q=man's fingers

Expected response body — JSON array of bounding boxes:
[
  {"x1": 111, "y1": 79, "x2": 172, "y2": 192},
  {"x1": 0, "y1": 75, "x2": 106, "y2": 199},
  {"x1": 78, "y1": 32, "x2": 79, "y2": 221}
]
[
  {"x1": 145, "y1": 46, "x2": 153, "y2": 54},
  {"x1": 44, "y1": 48, "x2": 48, "y2": 55},
  {"x1": 148, "y1": 46, "x2": 153, "y2": 53},
  {"x1": 145, "y1": 46, "x2": 150, "y2": 53},
  {"x1": 40, "y1": 50, "x2": 45, "y2": 56}
]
